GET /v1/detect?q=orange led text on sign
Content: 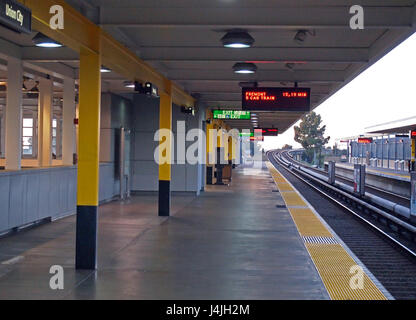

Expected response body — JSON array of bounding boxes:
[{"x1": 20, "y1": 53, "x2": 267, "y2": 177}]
[
  {"x1": 282, "y1": 91, "x2": 308, "y2": 98},
  {"x1": 245, "y1": 91, "x2": 276, "y2": 101}
]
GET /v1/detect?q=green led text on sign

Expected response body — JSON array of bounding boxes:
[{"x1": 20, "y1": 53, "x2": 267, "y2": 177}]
[{"x1": 213, "y1": 110, "x2": 251, "y2": 120}]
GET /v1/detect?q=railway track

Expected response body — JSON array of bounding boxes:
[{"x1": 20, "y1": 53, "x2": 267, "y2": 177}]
[
  {"x1": 268, "y1": 150, "x2": 416, "y2": 300},
  {"x1": 286, "y1": 151, "x2": 410, "y2": 205}
]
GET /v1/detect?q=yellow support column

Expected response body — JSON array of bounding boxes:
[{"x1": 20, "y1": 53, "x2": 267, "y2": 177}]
[
  {"x1": 75, "y1": 48, "x2": 101, "y2": 270},
  {"x1": 159, "y1": 81, "x2": 172, "y2": 216},
  {"x1": 206, "y1": 111, "x2": 215, "y2": 185}
]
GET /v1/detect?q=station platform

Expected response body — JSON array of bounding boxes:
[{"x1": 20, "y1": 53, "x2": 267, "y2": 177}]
[
  {"x1": 0, "y1": 162, "x2": 389, "y2": 300},
  {"x1": 337, "y1": 162, "x2": 410, "y2": 181}
]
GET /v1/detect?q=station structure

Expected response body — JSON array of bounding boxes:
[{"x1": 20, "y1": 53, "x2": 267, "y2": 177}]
[{"x1": 0, "y1": 0, "x2": 415, "y2": 300}]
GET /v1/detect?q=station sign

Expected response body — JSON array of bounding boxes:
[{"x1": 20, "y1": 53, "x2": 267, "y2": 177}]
[
  {"x1": 213, "y1": 110, "x2": 251, "y2": 120},
  {"x1": 242, "y1": 87, "x2": 310, "y2": 112},
  {"x1": 0, "y1": 0, "x2": 31, "y2": 34},
  {"x1": 411, "y1": 130, "x2": 416, "y2": 139},
  {"x1": 254, "y1": 128, "x2": 279, "y2": 136},
  {"x1": 357, "y1": 137, "x2": 373, "y2": 144}
]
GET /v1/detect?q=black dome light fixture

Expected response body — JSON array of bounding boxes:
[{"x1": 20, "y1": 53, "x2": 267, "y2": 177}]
[
  {"x1": 32, "y1": 32, "x2": 63, "y2": 48},
  {"x1": 221, "y1": 30, "x2": 255, "y2": 48},
  {"x1": 233, "y1": 62, "x2": 257, "y2": 74}
]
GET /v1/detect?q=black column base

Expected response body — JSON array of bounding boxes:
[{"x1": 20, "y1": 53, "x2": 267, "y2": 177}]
[
  {"x1": 75, "y1": 205, "x2": 98, "y2": 270},
  {"x1": 159, "y1": 180, "x2": 171, "y2": 217}
]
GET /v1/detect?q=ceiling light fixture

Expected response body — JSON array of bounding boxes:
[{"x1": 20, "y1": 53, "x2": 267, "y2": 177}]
[
  {"x1": 123, "y1": 81, "x2": 135, "y2": 88},
  {"x1": 101, "y1": 66, "x2": 111, "y2": 73},
  {"x1": 32, "y1": 33, "x2": 63, "y2": 48},
  {"x1": 221, "y1": 30, "x2": 255, "y2": 48},
  {"x1": 233, "y1": 62, "x2": 257, "y2": 74}
]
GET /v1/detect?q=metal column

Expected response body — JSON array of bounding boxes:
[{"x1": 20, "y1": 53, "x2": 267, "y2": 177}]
[
  {"x1": 158, "y1": 81, "x2": 172, "y2": 217},
  {"x1": 353, "y1": 164, "x2": 366, "y2": 197},
  {"x1": 75, "y1": 49, "x2": 101, "y2": 270},
  {"x1": 5, "y1": 57, "x2": 23, "y2": 171}
]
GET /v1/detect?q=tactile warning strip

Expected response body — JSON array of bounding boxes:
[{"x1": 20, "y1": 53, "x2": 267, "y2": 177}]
[
  {"x1": 303, "y1": 236, "x2": 339, "y2": 245},
  {"x1": 267, "y1": 162, "x2": 387, "y2": 300}
]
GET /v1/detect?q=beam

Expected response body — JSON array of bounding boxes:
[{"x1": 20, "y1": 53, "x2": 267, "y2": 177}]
[
  {"x1": 100, "y1": 6, "x2": 414, "y2": 29},
  {"x1": 22, "y1": 0, "x2": 195, "y2": 107},
  {"x1": 141, "y1": 48, "x2": 368, "y2": 63},
  {"x1": 168, "y1": 70, "x2": 345, "y2": 82},
  {"x1": 22, "y1": 47, "x2": 79, "y2": 63},
  {"x1": 23, "y1": 61, "x2": 76, "y2": 80}
]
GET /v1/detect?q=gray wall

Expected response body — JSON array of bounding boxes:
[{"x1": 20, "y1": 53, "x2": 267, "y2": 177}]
[
  {"x1": 0, "y1": 93, "x2": 135, "y2": 234},
  {"x1": 0, "y1": 163, "x2": 128, "y2": 234},
  {"x1": 0, "y1": 167, "x2": 77, "y2": 233},
  {"x1": 99, "y1": 93, "x2": 134, "y2": 200},
  {"x1": 0, "y1": 92, "x2": 207, "y2": 234},
  {"x1": 131, "y1": 95, "x2": 206, "y2": 194}
]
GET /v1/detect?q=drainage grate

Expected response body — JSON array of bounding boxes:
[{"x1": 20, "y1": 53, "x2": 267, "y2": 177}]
[{"x1": 302, "y1": 236, "x2": 339, "y2": 245}]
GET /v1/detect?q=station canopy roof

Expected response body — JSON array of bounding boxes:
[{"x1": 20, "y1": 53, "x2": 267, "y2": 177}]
[
  {"x1": 366, "y1": 116, "x2": 416, "y2": 134},
  {"x1": 0, "y1": 0, "x2": 415, "y2": 133}
]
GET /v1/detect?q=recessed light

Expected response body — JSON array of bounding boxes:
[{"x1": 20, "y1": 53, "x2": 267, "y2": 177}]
[
  {"x1": 233, "y1": 63, "x2": 257, "y2": 74},
  {"x1": 221, "y1": 30, "x2": 255, "y2": 49},
  {"x1": 33, "y1": 33, "x2": 63, "y2": 48},
  {"x1": 123, "y1": 81, "x2": 135, "y2": 88}
]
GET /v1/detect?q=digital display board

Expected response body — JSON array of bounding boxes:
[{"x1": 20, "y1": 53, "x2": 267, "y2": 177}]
[
  {"x1": 357, "y1": 138, "x2": 373, "y2": 144},
  {"x1": 242, "y1": 87, "x2": 311, "y2": 112},
  {"x1": 250, "y1": 136, "x2": 264, "y2": 141},
  {"x1": 411, "y1": 130, "x2": 416, "y2": 139},
  {"x1": 254, "y1": 128, "x2": 279, "y2": 136},
  {"x1": 0, "y1": 0, "x2": 31, "y2": 34},
  {"x1": 213, "y1": 110, "x2": 251, "y2": 120}
]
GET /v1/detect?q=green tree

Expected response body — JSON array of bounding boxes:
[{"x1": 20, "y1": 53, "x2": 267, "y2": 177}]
[{"x1": 294, "y1": 112, "x2": 330, "y2": 166}]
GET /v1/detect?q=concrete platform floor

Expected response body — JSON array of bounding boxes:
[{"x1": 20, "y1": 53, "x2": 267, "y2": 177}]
[{"x1": 0, "y1": 163, "x2": 328, "y2": 300}]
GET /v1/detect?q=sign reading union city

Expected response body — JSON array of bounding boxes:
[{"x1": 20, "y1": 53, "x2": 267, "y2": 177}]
[
  {"x1": 242, "y1": 87, "x2": 311, "y2": 112},
  {"x1": 213, "y1": 110, "x2": 251, "y2": 120},
  {"x1": 0, "y1": 0, "x2": 31, "y2": 34}
]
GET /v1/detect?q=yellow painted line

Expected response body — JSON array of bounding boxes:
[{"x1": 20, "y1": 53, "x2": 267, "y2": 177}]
[
  {"x1": 289, "y1": 208, "x2": 333, "y2": 237},
  {"x1": 266, "y1": 161, "x2": 387, "y2": 300},
  {"x1": 281, "y1": 192, "x2": 307, "y2": 207},
  {"x1": 306, "y1": 244, "x2": 386, "y2": 300},
  {"x1": 366, "y1": 168, "x2": 409, "y2": 179}
]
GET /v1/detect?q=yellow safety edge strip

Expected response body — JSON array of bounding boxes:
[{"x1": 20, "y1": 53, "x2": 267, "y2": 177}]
[{"x1": 266, "y1": 162, "x2": 387, "y2": 300}]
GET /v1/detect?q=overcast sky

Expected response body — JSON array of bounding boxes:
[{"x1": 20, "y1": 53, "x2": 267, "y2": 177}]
[{"x1": 261, "y1": 32, "x2": 416, "y2": 151}]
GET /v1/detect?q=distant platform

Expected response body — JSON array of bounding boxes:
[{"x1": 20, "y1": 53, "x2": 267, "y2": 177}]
[{"x1": 336, "y1": 162, "x2": 410, "y2": 182}]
